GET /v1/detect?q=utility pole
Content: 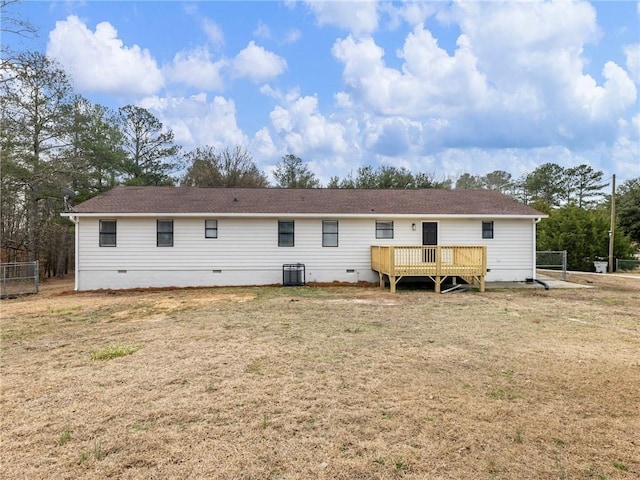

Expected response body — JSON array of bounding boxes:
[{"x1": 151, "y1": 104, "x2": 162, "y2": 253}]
[{"x1": 608, "y1": 174, "x2": 616, "y2": 273}]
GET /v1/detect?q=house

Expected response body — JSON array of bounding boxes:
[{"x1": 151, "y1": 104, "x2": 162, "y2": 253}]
[{"x1": 61, "y1": 186, "x2": 546, "y2": 292}]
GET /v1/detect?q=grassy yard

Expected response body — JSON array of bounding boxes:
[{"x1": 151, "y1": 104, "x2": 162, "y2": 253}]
[{"x1": 1, "y1": 275, "x2": 639, "y2": 479}]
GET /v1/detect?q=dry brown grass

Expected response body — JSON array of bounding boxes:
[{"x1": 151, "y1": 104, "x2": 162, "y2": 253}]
[{"x1": 1, "y1": 275, "x2": 639, "y2": 479}]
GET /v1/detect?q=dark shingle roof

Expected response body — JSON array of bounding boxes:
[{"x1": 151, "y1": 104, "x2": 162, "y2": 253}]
[{"x1": 71, "y1": 186, "x2": 544, "y2": 216}]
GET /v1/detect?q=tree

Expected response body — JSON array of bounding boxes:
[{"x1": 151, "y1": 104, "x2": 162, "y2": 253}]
[
  {"x1": 455, "y1": 173, "x2": 483, "y2": 189},
  {"x1": 617, "y1": 177, "x2": 640, "y2": 245},
  {"x1": 1, "y1": 0, "x2": 38, "y2": 71},
  {"x1": 181, "y1": 145, "x2": 268, "y2": 187},
  {"x1": 564, "y1": 164, "x2": 607, "y2": 208},
  {"x1": 60, "y1": 96, "x2": 126, "y2": 200},
  {"x1": 352, "y1": 166, "x2": 377, "y2": 188},
  {"x1": 482, "y1": 170, "x2": 513, "y2": 193},
  {"x1": 328, "y1": 167, "x2": 451, "y2": 189},
  {"x1": 273, "y1": 154, "x2": 320, "y2": 188},
  {"x1": 413, "y1": 172, "x2": 452, "y2": 189},
  {"x1": 524, "y1": 163, "x2": 566, "y2": 208},
  {"x1": 376, "y1": 166, "x2": 415, "y2": 188},
  {"x1": 326, "y1": 176, "x2": 342, "y2": 188},
  {"x1": 537, "y1": 205, "x2": 634, "y2": 271},
  {"x1": 117, "y1": 105, "x2": 181, "y2": 185},
  {"x1": 0, "y1": 51, "x2": 74, "y2": 264}
]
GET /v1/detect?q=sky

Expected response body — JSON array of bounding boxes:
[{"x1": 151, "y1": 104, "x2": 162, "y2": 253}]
[{"x1": 5, "y1": 0, "x2": 640, "y2": 185}]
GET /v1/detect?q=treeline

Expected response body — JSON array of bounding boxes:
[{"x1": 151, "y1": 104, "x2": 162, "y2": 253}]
[{"x1": 1, "y1": 47, "x2": 638, "y2": 275}]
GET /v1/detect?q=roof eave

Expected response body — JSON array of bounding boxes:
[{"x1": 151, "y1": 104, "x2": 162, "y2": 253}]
[{"x1": 61, "y1": 212, "x2": 547, "y2": 219}]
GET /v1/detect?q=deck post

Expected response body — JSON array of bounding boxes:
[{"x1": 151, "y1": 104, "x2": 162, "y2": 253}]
[
  {"x1": 371, "y1": 245, "x2": 487, "y2": 294},
  {"x1": 481, "y1": 247, "x2": 487, "y2": 292}
]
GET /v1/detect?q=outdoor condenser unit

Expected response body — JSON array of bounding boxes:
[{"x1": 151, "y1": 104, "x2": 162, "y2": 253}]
[{"x1": 283, "y1": 264, "x2": 305, "y2": 286}]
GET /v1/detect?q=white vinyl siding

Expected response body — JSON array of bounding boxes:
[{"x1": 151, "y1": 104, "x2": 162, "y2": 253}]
[
  {"x1": 76, "y1": 216, "x2": 536, "y2": 289},
  {"x1": 438, "y1": 218, "x2": 534, "y2": 281},
  {"x1": 78, "y1": 217, "x2": 383, "y2": 289}
]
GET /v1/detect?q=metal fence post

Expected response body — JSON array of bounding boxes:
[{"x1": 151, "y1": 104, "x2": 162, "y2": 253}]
[
  {"x1": 562, "y1": 250, "x2": 567, "y2": 281},
  {"x1": 35, "y1": 261, "x2": 39, "y2": 294}
]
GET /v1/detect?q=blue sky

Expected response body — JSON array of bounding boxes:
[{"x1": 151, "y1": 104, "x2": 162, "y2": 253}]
[{"x1": 6, "y1": 0, "x2": 640, "y2": 184}]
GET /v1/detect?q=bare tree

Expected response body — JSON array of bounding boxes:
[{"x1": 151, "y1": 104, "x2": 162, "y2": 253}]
[
  {"x1": 181, "y1": 145, "x2": 268, "y2": 187},
  {"x1": 1, "y1": 0, "x2": 38, "y2": 71}
]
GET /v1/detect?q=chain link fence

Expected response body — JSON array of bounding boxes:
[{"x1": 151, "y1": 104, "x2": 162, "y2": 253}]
[
  {"x1": 616, "y1": 258, "x2": 640, "y2": 273},
  {"x1": 1, "y1": 261, "x2": 39, "y2": 298},
  {"x1": 536, "y1": 251, "x2": 567, "y2": 281}
]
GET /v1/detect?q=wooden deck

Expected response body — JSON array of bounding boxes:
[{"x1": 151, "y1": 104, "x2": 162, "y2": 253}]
[{"x1": 371, "y1": 245, "x2": 487, "y2": 293}]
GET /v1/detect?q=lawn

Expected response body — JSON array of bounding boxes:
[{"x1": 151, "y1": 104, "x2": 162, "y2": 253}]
[{"x1": 1, "y1": 275, "x2": 639, "y2": 479}]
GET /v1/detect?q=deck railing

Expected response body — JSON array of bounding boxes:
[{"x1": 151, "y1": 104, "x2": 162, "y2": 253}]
[{"x1": 371, "y1": 245, "x2": 487, "y2": 292}]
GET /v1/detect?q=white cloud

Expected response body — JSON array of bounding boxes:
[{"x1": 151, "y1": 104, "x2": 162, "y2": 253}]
[
  {"x1": 139, "y1": 93, "x2": 247, "y2": 149},
  {"x1": 164, "y1": 47, "x2": 226, "y2": 91},
  {"x1": 46, "y1": 15, "x2": 163, "y2": 96},
  {"x1": 393, "y1": 1, "x2": 439, "y2": 27},
  {"x1": 250, "y1": 127, "x2": 279, "y2": 164},
  {"x1": 232, "y1": 41, "x2": 287, "y2": 82},
  {"x1": 332, "y1": 1, "x2": 637, "y2": 152},
  {"x1": 304, "y1": 0, "x2": 378, "y2": 36},
  {"x1": 363, "y1": 116, "x2": 424, "y2": 157},
  {"x1": 610, "y1": 113, "x2": 640, "y2": 179},
  {"x1": 624, "y1": 43, "x2": 640, "y2": 83},
  {"x1": 253, "y1": 21, "x2": 271, "y2": 39},
  {"x1": 202, "y1": 18, "x2": 224, "y2": 46},
  {"x1": 332, "y1": 30, "x2": 490, "y2": 118},
  {"x1": 283, "y1": 28, "x2": 301, "y2": 45},
  {"x1": 269, "y1": 93, "x2": 351, "y2": 156}
]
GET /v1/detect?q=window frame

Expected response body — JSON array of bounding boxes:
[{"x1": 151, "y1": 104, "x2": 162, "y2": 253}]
[
  {"x1": 482, "y1": 221, "x2": 494, "y2": 239},
  {"x1": 322, "y1": 220, "x2": 339, "y2": 247},
  {"x1": 99, "y1": 219, "x2": 117, "y2": 247},
  {"x1": 278, "y1": 220, "x2": 295, "y2": 247},
  {"x1": 157, "y1": 219, "x2": 174, "y2": 247},
  {"x1": 205, "y1": 219, "x2": 218, "y2": 239},
  {"x1": 375, "y1": 220, "x2": 394, "y2": 239}
]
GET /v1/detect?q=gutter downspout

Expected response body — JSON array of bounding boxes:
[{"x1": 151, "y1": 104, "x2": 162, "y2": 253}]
[
  {"x1": 68, "y1": 215, "x2": 79, "y2": 291},
  {"x1": 533, "y1": 218, "x2": 542, "y2": 280}
]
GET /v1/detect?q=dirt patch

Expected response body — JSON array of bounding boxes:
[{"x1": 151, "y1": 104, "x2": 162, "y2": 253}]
[
  {"x1": 541, "y1": 269, "x2": 640, "y2": 292},
  {"x1": 1, "y1": 276, "x2": 638, "y2": 479}
]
